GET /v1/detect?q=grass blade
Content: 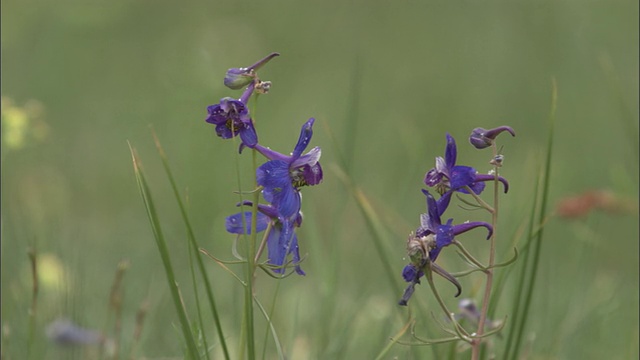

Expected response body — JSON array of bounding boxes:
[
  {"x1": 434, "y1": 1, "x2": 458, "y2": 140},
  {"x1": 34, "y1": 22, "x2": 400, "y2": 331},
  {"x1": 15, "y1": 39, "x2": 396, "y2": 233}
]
[
  {"x1": 128, "y1": 143, "x2": 200, "y2": 359},
  {"x1": 507, "y1": 78, "x2": 557, "y2": 359},
  {"x1": 150, "y1": 131, "x2": 230, "y2": 360}
]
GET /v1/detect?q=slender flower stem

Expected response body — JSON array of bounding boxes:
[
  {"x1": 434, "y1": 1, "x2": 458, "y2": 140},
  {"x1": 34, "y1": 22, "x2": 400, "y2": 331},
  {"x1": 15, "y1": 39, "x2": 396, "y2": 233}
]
[
  {"x1": 472, "y1": 143, "x2": 500, "y2": 359},
  {"x1": 424, "y1": 263, "x2": 472, "y2": 342},
  {"x1": 254, "y1": 223, "x2": 272, "y2": 264},
  {"x1": 452, "y1": 241, "x2": 488, "y2": 272}
]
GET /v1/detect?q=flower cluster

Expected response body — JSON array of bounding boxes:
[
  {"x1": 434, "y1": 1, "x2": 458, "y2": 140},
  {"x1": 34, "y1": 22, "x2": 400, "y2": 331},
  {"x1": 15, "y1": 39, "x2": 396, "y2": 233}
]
[
  {"x1": 399, "y1": 128, "x2": 514, "y2": 305},
  {"x1": 206, "y1": 53, "x2": 323, "y2": 275}
]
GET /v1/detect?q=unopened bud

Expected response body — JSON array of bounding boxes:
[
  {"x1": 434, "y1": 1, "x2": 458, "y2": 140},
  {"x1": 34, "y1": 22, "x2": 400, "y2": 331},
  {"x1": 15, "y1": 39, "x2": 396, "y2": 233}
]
[
  {"x1": 223, "y1": 52, "x2": 280, "y2": 90},
  {"x1": 469, "y1": 126, "x2": 515, "y2": 149}
]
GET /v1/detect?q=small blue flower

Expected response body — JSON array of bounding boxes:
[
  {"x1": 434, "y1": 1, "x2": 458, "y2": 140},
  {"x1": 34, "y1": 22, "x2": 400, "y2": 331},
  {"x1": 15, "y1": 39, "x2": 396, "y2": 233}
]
[
  {"x1": 226, "y1": 202, "x2": 305, "y2": 275},
  {"x1": 255, "y1": 118, "x2": 323, "y2": 220},
  {"x1": 205, "y1": 83, "x2": 258, "y2": 148},
  {"x1": 424, "y1": 133, "x2": 509, "y2": 212}
]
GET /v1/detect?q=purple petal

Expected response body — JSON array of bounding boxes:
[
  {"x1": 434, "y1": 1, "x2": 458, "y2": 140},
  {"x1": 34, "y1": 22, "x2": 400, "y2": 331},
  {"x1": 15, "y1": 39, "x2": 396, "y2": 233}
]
[
  {"x1": 205, "y1": 104, "x2": 227, "y2": 125},
  {"x1": 445, "y1": 133, "x2": 457, "y2": 169},
  {"x1": 483, "y1": 126, "x2": 515, "y2": 140},
  {"x1": 452, "y1": 221, "x2": 493, "y2": 240},
  {"x1": 398, "y1": 283, "x2": 417, "y2": 306},
  {"x1": 275, "y1": 185, "x2": 301, "y2": 220},
  {"x1": 215, "y1": 123, "x2": 234, "y2": 139},
  {"x1": 254, "y1": 144, "x2": 289, "y2": 162},
  {"x1": 292, "y1": 118, "x2": 315, "y2": 159},
  {"x1": 449, "y1": 165, "x2": 478, "y2": 191},
  {"x1": 239, "y1": 82, "x2": 256, "y2": 104},
  {"x1": 289, "y1": 233, "x2": 305, "y2": 275},
  {"x1": 256, "y1": 160, "x2": 290, "y2": 189},
  {"x1": 474, "y1": 174, "x2": 510, "y2": 193},
  {"x1": 421, "y1": 189, "x2": 442, "y2": 229},
  {"x1": 266, "y1": 225, "x2": 285, "y2": 272},
  {"x1": 300, "y1": 162, "x2": 323, "y2": 186},
  {"x1": 424, "y1": 167, "x2": 442, "y2": 187},
  {"x1": 291, "y1": 146, "x2": 321, "y2": 168},
  {"x1": 225, "y1": 212, "x2": 269, "y2": 234},
  {"x1": 402, "y1": 264, "x2": 421, "y2": 282},
  {"x1": 429, "y1": 247, "x2": 443, "y2": 262},
  {"x1": 436, "y1": 219, "x2": 455, "y2": 248},
  {"x1": 239, "y1": 119, "x2": 258, "y2": 148},
  {"x1": 437, "y1": 191, "x2": 453, "y2": 216}
]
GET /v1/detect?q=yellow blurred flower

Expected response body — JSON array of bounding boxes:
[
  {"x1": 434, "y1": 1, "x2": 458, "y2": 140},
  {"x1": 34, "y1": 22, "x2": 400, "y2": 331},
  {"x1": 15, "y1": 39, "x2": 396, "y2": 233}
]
[
  {"x1": 1, "y1": 96, "x2": 49, "y2": 150},
  {"x1": 37, "y1": 253, "x2": 67, "y2": 291}
]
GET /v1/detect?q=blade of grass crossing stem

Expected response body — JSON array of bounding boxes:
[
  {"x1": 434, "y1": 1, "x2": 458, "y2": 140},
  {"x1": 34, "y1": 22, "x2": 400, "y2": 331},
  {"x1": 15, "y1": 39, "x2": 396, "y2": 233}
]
[
  {"x1": 508, "y1": 78, "x2": 557, "y2": 360},
  {"x1": 374, "y1": 318, "x2": 412, "y2": 360},
  {"x1": 254, "y1": 296, "x2": 285, "y2": 360},
  {"x1": 188, "y1": 239, "x2": 210, "y2": 359},
  {"x1": 500, "y1": 177, "x2": 539, "y2": 359},
  {"x1": 151, "y1": 131, "x2": 230, "y2": 360},
  {"x1": 129, "y1": 144, "x2": 200, "y2": 360}
]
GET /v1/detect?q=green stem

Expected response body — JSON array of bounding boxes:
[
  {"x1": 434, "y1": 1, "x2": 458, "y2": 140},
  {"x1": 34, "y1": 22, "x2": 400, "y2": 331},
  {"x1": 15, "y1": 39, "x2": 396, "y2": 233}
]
[
  {"x1": 471, "y1": 143, "x2": 500, "y2": 360},
  {"x1": 425, "y1": 263, "x2": 471, "y2": 342}
]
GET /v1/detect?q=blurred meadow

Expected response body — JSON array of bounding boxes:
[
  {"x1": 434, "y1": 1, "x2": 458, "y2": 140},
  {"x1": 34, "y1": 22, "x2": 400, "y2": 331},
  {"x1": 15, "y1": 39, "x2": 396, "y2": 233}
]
[{"x1": 2, "y1": 1, "x2": 638, "y2": 359}]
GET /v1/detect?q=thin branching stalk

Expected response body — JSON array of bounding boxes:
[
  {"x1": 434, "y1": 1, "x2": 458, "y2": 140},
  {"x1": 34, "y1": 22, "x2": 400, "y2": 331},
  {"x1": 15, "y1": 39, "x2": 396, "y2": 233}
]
[
  {"x1": 472, "y1": 142, "x2": 500, "y2": 360},
  {"x1": 109, "y1": 259, "x2": 129, "y2": 360},
  {"x1": 425, "y1": 264, "x2": 471, "y2": 342},
  {"x1": 27, "y1": 247, "x2": 38, "y2": 360},
  {"x1": 128, "y1": 299, "x2": 149, "y2": 360}
]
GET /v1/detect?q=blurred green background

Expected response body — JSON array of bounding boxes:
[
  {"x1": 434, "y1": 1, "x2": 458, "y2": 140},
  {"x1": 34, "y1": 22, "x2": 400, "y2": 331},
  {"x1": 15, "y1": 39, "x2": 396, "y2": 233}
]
[{"x1": 2, "y1": 1, "x2": 638, "y2": 359}]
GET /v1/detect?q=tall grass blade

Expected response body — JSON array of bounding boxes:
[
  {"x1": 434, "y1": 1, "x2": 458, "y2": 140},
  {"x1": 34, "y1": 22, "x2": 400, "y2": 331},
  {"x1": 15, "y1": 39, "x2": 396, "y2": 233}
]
[
  {"x1": 128, "y1": 143, "x2": 200, "y2": 360},
  {"x1": 500, "y1": 180, "x2": 539, "y2": 360},
  {"x1": 507, "y1": 78, "x2": 557, "y2": 359},
  {"x1": 151, "y1": 131, "x2": 230, "y2": 360},
  {"x1": 254, "y1": 296, "x2": 285, "y2": 360}
]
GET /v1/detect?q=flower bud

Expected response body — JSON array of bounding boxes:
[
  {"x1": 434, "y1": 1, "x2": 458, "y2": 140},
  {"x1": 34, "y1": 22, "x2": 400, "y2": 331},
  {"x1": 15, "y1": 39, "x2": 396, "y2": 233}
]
[
  {"x1": 469, "y1": 126, "x2": 515, "y2": 149},
  {"x1": 223, "y1": 52, "x2": 280, "y2": 90}
]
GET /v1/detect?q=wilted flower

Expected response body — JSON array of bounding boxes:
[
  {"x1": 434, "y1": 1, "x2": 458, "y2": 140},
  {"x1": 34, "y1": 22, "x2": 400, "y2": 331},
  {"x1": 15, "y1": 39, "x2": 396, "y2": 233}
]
[
  {"x1": 424, "y1": 133, "x2": 509, "y2": 212},
  {"x1": 205, "y1": 83, "x2": 258, "y2": 148},
  {"x1": 469, "y1": 126, "x2": 515, "y2": 149},
  {"x1": 224, "y1": 52, "x2": 280, "y2": 90},
  {"x1": 226, "y1": 202, "x2": 305, "y2": 275},
  {"x1": 255, "y1": 118, "x2": 323, "y2": 220}
]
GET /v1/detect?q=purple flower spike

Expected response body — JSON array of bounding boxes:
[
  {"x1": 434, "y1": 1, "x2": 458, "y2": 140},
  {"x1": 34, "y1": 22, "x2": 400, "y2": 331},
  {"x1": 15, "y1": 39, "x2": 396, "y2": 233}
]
[
  {"x1": 424, "y1": 133, "x2": 509, "y2": 197},
  {"x1": 255, "y1": 118, "x2": 323, "y2": 220},
  {"x1": 224, "y1": 52, "x2": 280, "y2": 90},
  {"x1": 226, "y1": 202, "x2": 305, "y2": 275},
  {"x1": 398, "y1": 190, "x2": 492, "y2": 305},
  {"x1": 469, "y1": 126, "x2": 515, "y2": 149}
]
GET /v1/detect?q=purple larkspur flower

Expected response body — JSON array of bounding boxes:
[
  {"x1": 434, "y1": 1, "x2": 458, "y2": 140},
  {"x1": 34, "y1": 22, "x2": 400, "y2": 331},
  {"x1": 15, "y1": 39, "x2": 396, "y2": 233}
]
[
  {"x1": 226, "y1": 202, "x2": 305, "y2": 275},
  {"x1": 205, "y1": 83, "x2": 258, "y2": 148},
  {"x1": 224, "y1": 52, "x2": 280, "y2": 90},
  {"x1": 469, "y1": 126, "x2": 515, "y2": 149},
  {"x1": 254, "y1": 118, "x2": 323, "y2": 220},
  {"x1": 424, "y1": 133, "x2": 509, "y2": 212},
  {"x1": 46, "y1": 319, "x2": 103, "y2": 346},
  {"x1": 398, "y1": 190, "x2": 492, "y2": 305}
]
